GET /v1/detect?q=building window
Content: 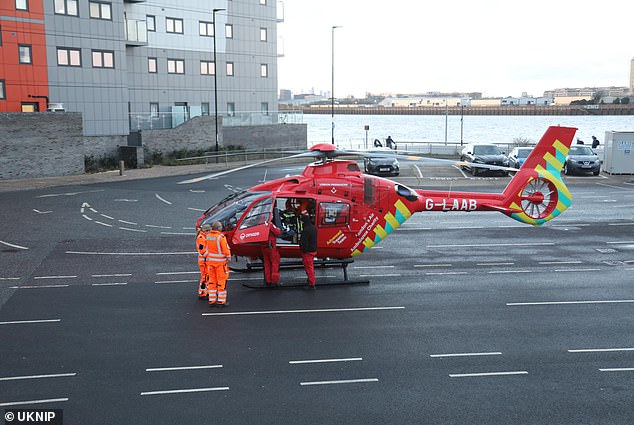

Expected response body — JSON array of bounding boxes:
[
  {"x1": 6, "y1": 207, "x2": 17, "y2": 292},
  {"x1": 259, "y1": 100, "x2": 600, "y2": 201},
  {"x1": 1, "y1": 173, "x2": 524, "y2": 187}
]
[
  {"x1": 227, "y1": 102, "x2": 235, "y2": 117},
  {"x1": 225, "y1": 24, "x2": 233, "y2": 39},
  {"x1": 201, "y1": 102, "x2": 210, "y2": 116},
  {"x1": 18, "y1": 45, "x2": 32, "y2": 64},
  {"x1": 200, "y1": 60, "x2": 215, "y2": 75},
  {"x1": 146, "y1": 15, "x2": 156, "y2": 32},
  {"x1": 54, "y1": 0, "x2": 78, "y2": 16},
  {"x1": 0, "y1": 80, "x2": 5, "y2": 100},
  {"x1": 199, "y1": 21, "x2": 214, "y2": 37},
  {"x1": 166, "y1": 17, "x2": 183, "y2": 34},
  {"x1": 92, "y1": 50, "x2": 114, "y2": 68},
  {"x1": 226, "y1": 62, "x2": 234, "y2": 76},
  {"x1": 89, "y1": 2, "x2": 111, "y2": 20},
  {"x1": 260, "y1": 0, "x2": 267, "y2": 4},
  {"x1": 148, "y1": 57, "x2": 157, "y2": 73},
  {"x1": 167, "y1": 59, "x2": 184, "y2": 74},
  {"x1": 15, "y1": 0, "x2": 28, "y2": 11},
  {"x1": 261, "y1": 102, "x2": 269, "y2": 115},
  {"x1": 150, "y1": 102, "x2": 159, "y2": 118},
  {"x1": 57, "y1": 47, "x2": 81, "y2": 66},
  {"x1": 260, "y1": 64, "x2": 268, "y2": 78},
  {"x1": 260, "y1": 28, "x2": 267, "y2": 42}
]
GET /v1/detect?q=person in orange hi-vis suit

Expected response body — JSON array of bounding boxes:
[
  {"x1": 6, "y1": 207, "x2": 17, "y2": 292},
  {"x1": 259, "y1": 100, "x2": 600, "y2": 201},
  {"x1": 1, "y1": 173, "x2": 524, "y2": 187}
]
[
  {"x1": 196, "y1": 223, "x2": 212, "y2": 299},
  {"x1": 262, "y1": 220, "x2": 281, "y2": 286},
  {"x1": 206, "y1": 221, "x2": 231, "y2": 306}
]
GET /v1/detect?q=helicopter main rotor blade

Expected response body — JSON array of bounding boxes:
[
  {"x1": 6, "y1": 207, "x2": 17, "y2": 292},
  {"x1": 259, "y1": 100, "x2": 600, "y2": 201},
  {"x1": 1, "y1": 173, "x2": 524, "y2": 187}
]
[{"x1": 177, "y1": 151, "x2": 312, "y2": 184}]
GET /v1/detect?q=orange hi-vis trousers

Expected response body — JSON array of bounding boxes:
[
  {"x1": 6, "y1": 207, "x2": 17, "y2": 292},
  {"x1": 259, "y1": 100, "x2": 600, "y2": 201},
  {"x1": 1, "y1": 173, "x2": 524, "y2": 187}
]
[
  {"x1": 207, "y1": 262, "x2": 229, "y2": 305},
  {"x1": 197, "y1": 258, "x2": 208, "y2": 297}
]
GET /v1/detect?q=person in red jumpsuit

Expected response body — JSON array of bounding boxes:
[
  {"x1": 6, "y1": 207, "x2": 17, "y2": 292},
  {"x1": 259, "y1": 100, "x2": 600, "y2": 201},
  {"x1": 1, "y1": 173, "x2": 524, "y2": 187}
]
[
  {"x1": 299, "y1": 214, "x2": 318, "y2": 288},
  {"x1": 262, "y1": 220, "x2": 281, "y2": 286}
]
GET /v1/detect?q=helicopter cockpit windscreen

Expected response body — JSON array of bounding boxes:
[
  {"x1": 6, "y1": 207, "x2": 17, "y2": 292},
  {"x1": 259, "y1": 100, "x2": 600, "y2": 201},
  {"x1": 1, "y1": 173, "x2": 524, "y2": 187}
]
[{"x1": 200, "y1": 191, "x2": 271, "y2": 231}]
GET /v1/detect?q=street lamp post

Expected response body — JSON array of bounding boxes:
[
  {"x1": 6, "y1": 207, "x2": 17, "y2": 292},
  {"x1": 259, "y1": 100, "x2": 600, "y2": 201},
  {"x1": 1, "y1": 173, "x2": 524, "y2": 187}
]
[
  {"x1": 212, "y1": 8, "x2": 225, "y2": 162},
  {"x1": 331, "y1": 25, "x2": 341, "y2": 144}
]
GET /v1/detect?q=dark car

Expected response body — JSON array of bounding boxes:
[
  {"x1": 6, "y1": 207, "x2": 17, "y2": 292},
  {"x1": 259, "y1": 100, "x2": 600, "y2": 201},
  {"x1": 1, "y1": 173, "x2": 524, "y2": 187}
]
[
  {"x1": 507, "y1": 146, "x2": 534, "y2": 170},
  {"x1": 460, "y1": 143, "x2": 509, "y2": 176},
  {"x1": 563, "y1": 145, "x2": 601, "y2": 175},
  {"x1": 363, "y1": 148, "x2": 399, "y2": 176}
]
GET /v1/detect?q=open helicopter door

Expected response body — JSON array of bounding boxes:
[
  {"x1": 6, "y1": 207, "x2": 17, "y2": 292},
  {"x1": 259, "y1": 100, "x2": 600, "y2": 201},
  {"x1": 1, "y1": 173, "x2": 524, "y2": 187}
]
[{"x1": 231, "y1": 196, "x2": 274, "y2": 245}]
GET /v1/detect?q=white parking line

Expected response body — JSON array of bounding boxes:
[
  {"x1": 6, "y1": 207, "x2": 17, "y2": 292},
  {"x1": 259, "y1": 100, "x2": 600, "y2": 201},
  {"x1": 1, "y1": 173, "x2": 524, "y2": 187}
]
[
  {"x1": 599, "y1": 368, "x2": 634, "y2": 372},
  {"x1": 430, "y1": 352, "x2": 502, "y2": 358},
  {"x1": 414, "y1": 264, "x2": 452, "y2": 268},
  {"x1": 568, "y1": 348, "x2": 634, "y2": 353},
  {"x1": 449, "y1": 371, "x2": 528, "y2": 378},
  {"x1": 488, "y1": 270, "x2": 532, "y2": 274},
  {"x1": 0, "y1": 319, "x2": 61, "y2": 325},
  {"x1": 290, "y1": 358, "x2": 363, "y2": 365},
  {"x1": 34, "y1": 275, "x2": 77, "y2": 280},
  {"x1": 477, "y1": 262, "x2": 514, "y2": 266},
  {"x1": 140, "y1": 387, "x2": 229, "y2": 396},
  {"x1": 120, "y1": 227, "x2": 147, "y2": 233},
  {"x1": 156, "y1": 271, "x2": 199, "y2": 275},
  {"x1": 0, "y1": 240, "x2": 29, "y2": 250},
  {"x1": 155, "y1": 280, "x2": 197, "y2": 284},
  {"x1": 0, "y1": 373, "x2": 76, "y2": 382},
  {"x1": 10, "y1": 285, "x2": 69, "y2": 289},
  {"x1": 146, "y1": 365, "x2": 223, "y2": 372},
  {"x1": 203, "y1": 306, "x2": 406, "y2": 317},
  {"x1": 300, "y1": 378, "x2": 378, "y2": 386},
  {"x1": 425, "y1": 271, "x2": 468, "y2": 276},
  {"x1": 507, "y1": 300, "x2": 634, "y2": 306},
  {"x1": 554, "y1": 268, "x2": 601, "y2": 273},
  {"x1": 155, "y1": 193, "x2": 172, "y2": 205},
  {"x1": 0, "y1": 398, "x2": 69, "y2": 407},
  {"x1": 91, "y1": 282, "x2": 128, "y2": 286},
  {"x1": 92, "y1": 274, "x2": 132, "y2": 277},
  {"x1": 539, "y1": 261, "x2": 583, "y2": 265}
]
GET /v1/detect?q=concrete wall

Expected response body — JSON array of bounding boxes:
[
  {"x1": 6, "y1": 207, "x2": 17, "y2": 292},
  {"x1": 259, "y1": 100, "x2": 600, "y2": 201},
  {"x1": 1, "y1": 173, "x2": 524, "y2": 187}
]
[
  {"x1": 0, "y1": 112, "x2": 85, "y2": 179},
  {"x1": 223, "y1": 123, "x2": 307, "y2": 150}
]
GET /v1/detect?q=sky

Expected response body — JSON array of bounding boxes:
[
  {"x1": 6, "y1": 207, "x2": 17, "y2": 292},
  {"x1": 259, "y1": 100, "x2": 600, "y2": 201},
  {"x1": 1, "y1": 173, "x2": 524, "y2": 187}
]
[{"x1": 277, "y1": 0, "x2": 634, "y2": 98}]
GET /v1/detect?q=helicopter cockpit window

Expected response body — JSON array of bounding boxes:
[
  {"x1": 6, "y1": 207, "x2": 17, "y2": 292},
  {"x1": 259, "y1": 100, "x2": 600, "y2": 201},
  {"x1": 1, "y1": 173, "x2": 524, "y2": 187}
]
[
  {"x1": 201, "y1": 191, "x2": 270, "y2": 231},
  {"x1": 239, "y1": 197, "x2": 273, "y2": 230},
  {"x1": 395, "y1": 184, "x2": 418, "y2": 202},
  {"x1": 318, "y1": 202, "x2": 349, "y2": 227}
]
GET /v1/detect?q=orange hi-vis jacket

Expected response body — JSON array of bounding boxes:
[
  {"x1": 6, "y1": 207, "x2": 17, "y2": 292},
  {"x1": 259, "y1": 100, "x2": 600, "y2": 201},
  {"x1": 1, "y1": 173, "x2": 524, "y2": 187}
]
[
  {"x1": 196, "y1": 231, "x2": 208, "y2": 261},
  {"x1": 206, "y1": 230, "x2": 231, "y2": 263}
]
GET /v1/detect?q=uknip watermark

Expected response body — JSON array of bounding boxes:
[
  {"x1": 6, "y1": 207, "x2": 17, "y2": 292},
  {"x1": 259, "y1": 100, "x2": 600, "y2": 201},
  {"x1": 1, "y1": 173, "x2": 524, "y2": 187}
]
[{"x1": 4, "y1": 410, "x2": 62, "y2": 425}]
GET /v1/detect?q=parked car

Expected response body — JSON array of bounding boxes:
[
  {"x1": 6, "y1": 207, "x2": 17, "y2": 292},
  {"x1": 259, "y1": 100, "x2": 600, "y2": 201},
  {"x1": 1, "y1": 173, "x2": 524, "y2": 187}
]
[
  {"x1": 563, "y1": 145, "x2": 601, "y2": 175},
  {"x1": 460, "y1": 143, "x2": 509, "y2": 176},
  {"x1": 507, "y1": 146, "x2": 534, "y2": 170},
  {"x1": 364, "y1": 148, "x2": 400, "y2": 176}
]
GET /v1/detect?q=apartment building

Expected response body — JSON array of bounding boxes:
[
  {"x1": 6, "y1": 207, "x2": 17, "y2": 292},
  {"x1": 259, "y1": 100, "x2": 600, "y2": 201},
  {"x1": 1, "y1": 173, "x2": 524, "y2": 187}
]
[{"x1": 1, "y1": 0, "x2": 280, "y2": 136}]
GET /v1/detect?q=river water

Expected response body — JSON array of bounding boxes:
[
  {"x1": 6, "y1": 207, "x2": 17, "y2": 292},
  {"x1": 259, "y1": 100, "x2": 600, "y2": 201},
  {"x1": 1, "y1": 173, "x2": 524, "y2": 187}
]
[{"x1": 302, "y1": 113, "x2": 632, "y2": 150}]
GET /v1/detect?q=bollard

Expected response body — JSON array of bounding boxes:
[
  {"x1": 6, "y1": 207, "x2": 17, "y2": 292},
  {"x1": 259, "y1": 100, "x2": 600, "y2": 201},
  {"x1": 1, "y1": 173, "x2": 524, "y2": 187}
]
[{"x1": 119, "y1": 160, "x2": 124, "y2": 176}]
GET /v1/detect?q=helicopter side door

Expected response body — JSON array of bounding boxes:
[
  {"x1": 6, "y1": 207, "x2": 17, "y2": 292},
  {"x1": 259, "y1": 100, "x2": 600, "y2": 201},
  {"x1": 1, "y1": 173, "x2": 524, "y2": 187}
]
[{"x1": 231, "y1": 196, "x2": 274, "y2": 245}]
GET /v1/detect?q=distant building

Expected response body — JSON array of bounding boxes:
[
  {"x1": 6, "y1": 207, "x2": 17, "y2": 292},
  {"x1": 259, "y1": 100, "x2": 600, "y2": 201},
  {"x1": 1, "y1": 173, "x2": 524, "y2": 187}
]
[{"x1": 0, "y1": 0, "x2": 281, "y2": 137}]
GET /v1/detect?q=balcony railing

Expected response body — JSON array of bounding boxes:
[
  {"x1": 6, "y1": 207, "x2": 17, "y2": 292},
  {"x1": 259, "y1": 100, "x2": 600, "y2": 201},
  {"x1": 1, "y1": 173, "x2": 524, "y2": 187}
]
[{"x1": 129, "y1": 109, "x2": 304, "y2": 131}]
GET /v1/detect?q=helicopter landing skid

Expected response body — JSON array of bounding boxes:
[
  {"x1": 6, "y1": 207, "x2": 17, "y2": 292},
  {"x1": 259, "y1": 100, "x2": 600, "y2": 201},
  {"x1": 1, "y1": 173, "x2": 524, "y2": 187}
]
[{"x1": 239, "y1": 258, "x2": 370, "y2": 288}]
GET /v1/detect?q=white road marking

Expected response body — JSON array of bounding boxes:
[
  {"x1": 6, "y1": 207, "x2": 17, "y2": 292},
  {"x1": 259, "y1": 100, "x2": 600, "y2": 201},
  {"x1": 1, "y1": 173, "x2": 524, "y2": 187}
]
[
  {"x1": 0, "y1": 277, "x2": 20, "y2": 280},
  {"x1": 449, "y1": 371, "x2": 528, "y2": 378},
  {"x1": 352, "y1": 265, "x2": 395, "y2": 269},
  {"x1": 290, "y1": 358, "x2": 362, "y2": 364},
  {"x1": 0, "y1": 398, "x2": 69, "y2": 407},
  {"x1": 413, "y1": 164, "x2": 423, "y2": 178},
  {"x1": 606, "y1": 240, "x2": 634, "y2": 245},
  {"x1": 66, "y1": 251, "x2": 194, "y2": 255},
  {"x1": 428, "y1": 242, "x2": 555, "y2": 248},
  {"x1": 114, "y1": 199, "x2": 138, "y2": 202},
  {"x1": 414, "y1": 264, "x2": 452, "y2": 268},
  {"x1": 91, "y1": 282, "x2": 127, "y2": 286},
  {"x1": 155, "y1": 193, "x2": 172, "y2": 205},
  {"x1": 38, "y1": 189, "x2": 103, "y2": 198},
  {"x1": 568, "y1": 348, "x2": 634, "y2": 353},
  {"x1": 10, "y1": 285, "x2": 69, "y2": 289},
  {"x1": 0, "y1": 373, "x2": 76, "y2": 382},
  {"x1": 430, "y1": 352, "x2": 502, "y2": 358},
  {"x1": 300, "y1": 378, "x2": 378, "y2": 386},
  {"x1": 203, "y1": 306, "x2": 406, "y2": 317},
  {"x1": 34, "y1": 275, "x2": 77, "y2": 280},
  {"x1": 161, "y1": 231, "x2": 196, "y2": 236},
  {"x1": 507, "y1": 300, "x2": 634, "y2": 306},
  {"x1": 554, "y1": 268, "x2": 601, "y2": 273},
  {"x1": 359, "y1": 273, "x2": 401, "y2": 277},
  {"x1": 118, "y1": 219, "x2": 138, "y2": 225},
  {"x1": 539, "y1": 261, "x2": 582, "y2": 265},
  {"x1": 425, "y1": 271, "x2": 468, "y2": 276},
  {"x1": 32, "y1": 209, "x2": 52, "y2": 214},
  {"x1": 188, "y1": 207, "x2": 206, "y2": 212},
  {"x1": 94, "y1": 221, "x2": 112, "y2": 227},
  {"x1": 146, "y1": 224, "x2": 172, "y2": 229},
  {"x1": 155, "y1": 280, "x2": 197, "y2": 284},
  {"x1": 0, "y1": 319, "x2": 61, "y2": 325},
  {"x1": 397, "y1": 227, "x2": 433, "y2": 231},
  {"x1": 140, "y1": 387, "x2": 229, "y2": 396},
  {"x1": 0, "y1": 240, "x2": 29, "y2": 250},
  {"x1": 489, "y1": 270, "x2": 532, "y2": 274},
  {"x1": 599, "y1": 368, "x2": 634, "y2": 372},
  {"x1": 146, "y1": 365, "x2": 223, "y2": 372},
  {"x1": 100, "y1": 214, "x2": 114, "y2": 220},
  {"x1": 82, "y1": 214, "x2": 92, "y2": 221},
  {"x1": 477, "y1": 262, "x2": 514, "y2": 266},
  {"x1": 119, "y1": 227, "x2": 147, "y2": 233},
  {"x1": 156, "y1": 271, "x2": 199, "y2": 275}
]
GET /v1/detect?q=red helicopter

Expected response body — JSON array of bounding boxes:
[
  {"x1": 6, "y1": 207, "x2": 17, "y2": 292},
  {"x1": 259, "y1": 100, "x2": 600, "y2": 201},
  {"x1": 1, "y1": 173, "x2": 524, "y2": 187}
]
[{"x1": 184, "y1": 126, "x2": 577, "y2": 285}]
